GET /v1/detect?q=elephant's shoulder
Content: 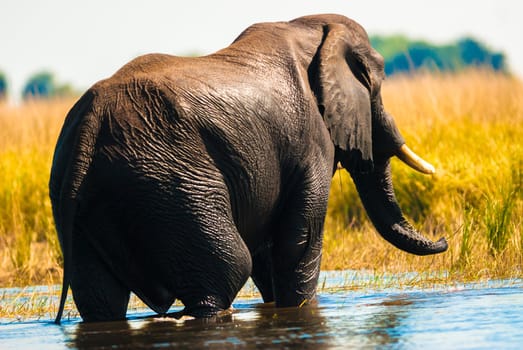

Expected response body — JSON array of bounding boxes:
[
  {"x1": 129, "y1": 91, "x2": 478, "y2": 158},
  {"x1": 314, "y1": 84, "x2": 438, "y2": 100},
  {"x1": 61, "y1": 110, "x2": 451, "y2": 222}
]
[
  {"x1": 87, "y1": 54, "x2": 190, "y2": 99},
  {"x1": 110, "y1": 54, "x2": 184, "y2": 79}
]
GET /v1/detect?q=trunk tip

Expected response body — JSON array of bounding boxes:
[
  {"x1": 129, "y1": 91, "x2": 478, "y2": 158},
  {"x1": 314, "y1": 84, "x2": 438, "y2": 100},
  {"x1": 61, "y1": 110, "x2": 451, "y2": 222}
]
[
  {"x1": 410, "y1": 236, "x2": 448, "y2": 256},
  {"x1": 434, "y1": 237, "x2": 449, "y2": 253}
]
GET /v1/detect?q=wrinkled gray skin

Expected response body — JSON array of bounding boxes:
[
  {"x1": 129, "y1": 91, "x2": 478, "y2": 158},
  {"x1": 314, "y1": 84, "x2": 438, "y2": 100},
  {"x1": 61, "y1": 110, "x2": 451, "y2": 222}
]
[{"x1": 50, "y1": 14, "x2": 447, "y2": 323}]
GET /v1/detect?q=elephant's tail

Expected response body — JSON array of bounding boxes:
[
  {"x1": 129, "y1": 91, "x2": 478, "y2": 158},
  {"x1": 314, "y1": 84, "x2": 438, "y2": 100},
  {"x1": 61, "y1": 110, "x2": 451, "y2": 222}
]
[
  {"x1": 52, "y1": 94, "x2": 102, "y2": 324},
  {"x1": 54, "y1": 192, "x2": 77, "y2": 324}
]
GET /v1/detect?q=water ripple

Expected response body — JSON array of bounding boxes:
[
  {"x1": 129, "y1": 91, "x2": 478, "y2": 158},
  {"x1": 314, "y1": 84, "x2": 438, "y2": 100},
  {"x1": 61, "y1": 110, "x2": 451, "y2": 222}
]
[{"x1": 1, "y1": 272, "x2": 522, "y2": 349}]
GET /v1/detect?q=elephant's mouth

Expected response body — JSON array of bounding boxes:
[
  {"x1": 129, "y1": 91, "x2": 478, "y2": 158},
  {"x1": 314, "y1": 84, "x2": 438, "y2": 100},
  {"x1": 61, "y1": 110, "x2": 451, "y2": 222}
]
[{"x1": 348, "y1": 144, "x2": 448, "y2": 256}]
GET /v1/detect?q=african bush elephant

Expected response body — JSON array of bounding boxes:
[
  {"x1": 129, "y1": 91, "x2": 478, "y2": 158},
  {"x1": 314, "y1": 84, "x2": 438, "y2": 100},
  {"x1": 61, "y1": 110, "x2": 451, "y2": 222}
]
[{"x1": 50, "y1": 14, "x2": 447, "y2": 323}]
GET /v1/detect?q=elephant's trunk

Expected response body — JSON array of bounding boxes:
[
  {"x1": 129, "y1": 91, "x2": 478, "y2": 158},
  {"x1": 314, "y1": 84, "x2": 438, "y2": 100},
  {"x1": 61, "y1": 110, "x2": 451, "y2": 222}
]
[{"x1": 350, "y1": 158, "x2": 448, "y2": 256}]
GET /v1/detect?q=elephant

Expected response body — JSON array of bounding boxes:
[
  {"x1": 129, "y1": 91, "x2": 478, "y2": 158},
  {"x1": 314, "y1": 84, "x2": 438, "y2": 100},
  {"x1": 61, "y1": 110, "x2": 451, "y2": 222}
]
[{"x1": 50, "y1": 13, "x2": 447, "y2": 324}]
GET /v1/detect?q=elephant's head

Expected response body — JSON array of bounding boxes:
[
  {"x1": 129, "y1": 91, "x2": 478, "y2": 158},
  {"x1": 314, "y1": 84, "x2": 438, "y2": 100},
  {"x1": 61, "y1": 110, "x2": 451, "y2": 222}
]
[{"x1": 299, "y1": 15, "x2": 447, "y2": 255}]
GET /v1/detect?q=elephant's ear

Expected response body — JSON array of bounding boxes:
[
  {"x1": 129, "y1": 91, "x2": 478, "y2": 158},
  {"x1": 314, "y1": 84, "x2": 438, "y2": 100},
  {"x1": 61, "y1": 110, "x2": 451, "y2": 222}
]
[{"x1": 316, "y1": 23, "x2": 374, "y2": 173}]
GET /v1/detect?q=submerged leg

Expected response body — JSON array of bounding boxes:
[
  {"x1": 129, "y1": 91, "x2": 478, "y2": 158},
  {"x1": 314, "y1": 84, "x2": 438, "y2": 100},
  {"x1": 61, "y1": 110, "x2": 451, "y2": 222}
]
[
  {"x1": 71, "y1": 231, "x2": 131, "y2": 322},
  {"x1": 251, "y1": 241, "x2": 275, "y2": 303},
  {"x1": 177, "y1": 217, "x2": 252, "y2": 318},
  {"x1": 271, "y1": 169, "x2": 331, "y2": 307}
]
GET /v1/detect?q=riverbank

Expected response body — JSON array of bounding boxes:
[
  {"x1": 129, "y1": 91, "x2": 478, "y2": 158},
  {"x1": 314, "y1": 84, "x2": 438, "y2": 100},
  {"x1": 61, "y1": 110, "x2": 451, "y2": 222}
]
[{"x1": 2, "y1": 270, "x2": 521, "y2": 322}]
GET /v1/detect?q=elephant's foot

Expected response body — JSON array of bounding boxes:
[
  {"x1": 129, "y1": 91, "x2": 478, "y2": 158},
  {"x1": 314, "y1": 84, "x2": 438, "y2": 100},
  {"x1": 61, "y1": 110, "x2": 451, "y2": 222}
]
[
  {"x1": 169, "y1": 297, "x2": 235, "y2": 320},
  {"x1": 163, "y1": 305, "x2": 234, "y2": 322},
  {"x1": 182, "y1": 305, "x2": 228, "y2": 319}
]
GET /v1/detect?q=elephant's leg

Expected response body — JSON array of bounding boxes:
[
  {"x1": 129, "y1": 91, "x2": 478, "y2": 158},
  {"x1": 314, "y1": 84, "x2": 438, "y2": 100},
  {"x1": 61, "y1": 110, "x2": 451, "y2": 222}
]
[
  {"x1": 271, "y1": 171, "x2": 331, "y2": 307},
  {"x1": 70, "y1": 230, "x2": 131, "y2": 322},
  {"x1": 251, "y1": 242, "x2": 274, "y2": 302},
  {"x1": 177, "y1": 215, "x2": 252, "y2": 318}
]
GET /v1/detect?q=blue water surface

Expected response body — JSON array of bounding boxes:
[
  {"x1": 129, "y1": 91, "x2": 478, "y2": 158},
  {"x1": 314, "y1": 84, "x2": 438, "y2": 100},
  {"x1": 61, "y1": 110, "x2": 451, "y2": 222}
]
[{"x1": 1, "y1": 271, "x2": 522, "y2": 349}]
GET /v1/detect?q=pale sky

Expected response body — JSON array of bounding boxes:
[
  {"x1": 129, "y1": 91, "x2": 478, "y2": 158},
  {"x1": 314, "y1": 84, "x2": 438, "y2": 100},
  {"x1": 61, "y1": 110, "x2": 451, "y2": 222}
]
[{"x1": 2, "y1": 0, "x2": 522, "y2": 101}]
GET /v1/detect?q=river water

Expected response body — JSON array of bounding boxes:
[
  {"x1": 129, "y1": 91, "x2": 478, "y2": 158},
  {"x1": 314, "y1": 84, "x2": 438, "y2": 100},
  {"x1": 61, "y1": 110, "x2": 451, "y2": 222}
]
[{"x1": 1, "y1": 271, "x2": 522, "y2": 349}]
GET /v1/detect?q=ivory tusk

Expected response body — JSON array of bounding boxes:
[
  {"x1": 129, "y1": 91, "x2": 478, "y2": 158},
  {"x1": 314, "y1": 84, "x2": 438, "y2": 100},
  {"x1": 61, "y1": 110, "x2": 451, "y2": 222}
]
[{"x1": 396, "y1": 144, "x2": 436, "y2": 175}]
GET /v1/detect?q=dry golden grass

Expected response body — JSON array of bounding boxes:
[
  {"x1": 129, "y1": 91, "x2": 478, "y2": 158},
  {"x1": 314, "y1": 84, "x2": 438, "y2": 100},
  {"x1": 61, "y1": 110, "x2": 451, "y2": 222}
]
[
  {"x1": 0, "y1": 100, "x2": 71, "y2": 287},
  {"x1": 323, "y1": 69, "x2": 523, "y2": 281},
  {"x1": 0, "y1": 70, "x2": 521, "y2": 295}
]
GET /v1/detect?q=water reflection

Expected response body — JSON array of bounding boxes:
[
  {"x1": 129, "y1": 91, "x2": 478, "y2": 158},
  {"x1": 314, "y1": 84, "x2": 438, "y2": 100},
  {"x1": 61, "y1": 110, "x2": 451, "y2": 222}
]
[
  {"x1": 317, "y1": 293, "x2": 419, "y2": 348},
  {"x1": 2, "y1": 276, "x2": 522, "y2": 349},
  {"x1": 71, "y1": 303, "x2": 332, "y2": 349},
  {"x1": 362, "y1": 296, "x2": 414, "y2": 346},
  {"x1": 68, "y1": 294, "x2": 435, "y2": 349}
]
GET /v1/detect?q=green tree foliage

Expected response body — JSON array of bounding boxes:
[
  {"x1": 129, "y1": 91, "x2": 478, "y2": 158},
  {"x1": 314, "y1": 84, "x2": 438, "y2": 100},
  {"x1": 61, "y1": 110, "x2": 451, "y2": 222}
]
[
  {"x1": 370, "y1": 36, "x2": 507, "y2": 76},
  {"x1": 22, "y1": 71, "x2": 76, "y2": 100},
  {"x1": 23, "y1": 72, "x2": 54, "y2": 99},
  {"x1": 0, "y1": 71, "x2": 7, "y2": 101}
]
